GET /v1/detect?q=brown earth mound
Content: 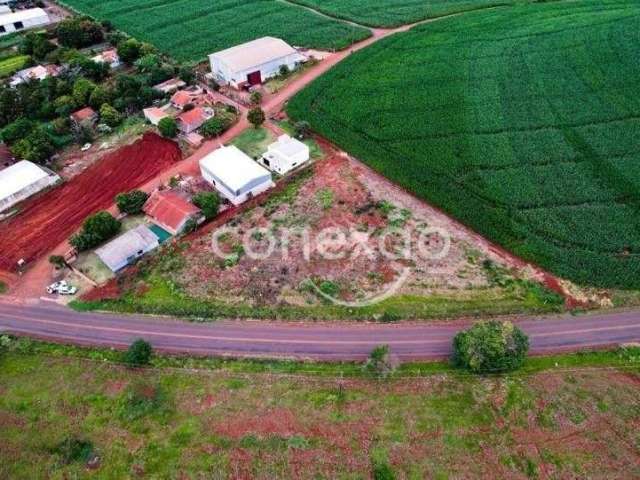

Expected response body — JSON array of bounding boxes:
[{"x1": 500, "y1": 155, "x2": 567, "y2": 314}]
[{"x1": 0, "y1": 133, "x2": 181, "y2": 271}]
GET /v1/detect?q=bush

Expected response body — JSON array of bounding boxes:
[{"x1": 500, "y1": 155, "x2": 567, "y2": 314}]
[
  {"x1": 49, "y1": 255, "x2": 66, "y2": 269},
  {"x1": 158, "y1": 117, "x2": 177, "y2": 138},
  {"x1": 51, "y1": 437, "x2": 95, "y2": 465},
  {"x1": 200, "y1": 116, "x2": 229, "y2": 138},
  {"x1": 247, "y1": 107, "x2": 265, "y2": 128},
  {"x1": 117, "y1": 380, "x2": 172, "y2": 422},
  {"x1": 1, "y1": 118, "x2": 35, "y2": 145},
  {"x1": 452, "y1": 320, "x2": 529, "y2": 374},
  {"x1": 123, "y1": 338, "x2": 153, "y2": 366},
  {"x1": 117, "y1": 38, "x2": 142, "y2": 64},
  {"x1": 364, "y1": 345, "x2": 394, "y2": 378},
  {"x1": 249, "y1": 90, "x2": 262, "y2": 105},
  {"x1": 293, "y1": 120, "x2": 310, "y2": 139},
  {"x1": 99, "y1": 103, "x2": 122, "y2": 127},
  {"x1": 70, "y1": 211, "x2": 121, "y2": 252},
  {"x1": 115, "y1": 190, "x2": 148, "y2": 214},
  {"x1": 56, "y1": 17, "x2": 104, "y2": 49},
  {"x1": 192, "y1": 191, "x2": 220, "y2": 219},
  {"x1": 11, "y1": 127, "x2": 55, "y2": 164}
]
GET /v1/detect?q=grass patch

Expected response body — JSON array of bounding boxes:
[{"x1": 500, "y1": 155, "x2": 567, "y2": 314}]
[
  {"x1": 231, "y1": 126, "x2": 276, "y2": 160},
  {"x1": 0, "y1": 54, "x2": 29, "y2": 77},
  {"x1": 288, "y1": 0, "x2": 640, "y2": 289},
  {"x1": 0, "y1": 281, "x2": 6, "y2": 294}
]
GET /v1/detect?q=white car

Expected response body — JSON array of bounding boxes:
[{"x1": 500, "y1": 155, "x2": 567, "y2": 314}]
[
  {"x1": 81, "y1": 143, "x2": 92, "y2": 152},
  {"x1": 46, "y1": 281, "x2": 77, "y2": 295}
]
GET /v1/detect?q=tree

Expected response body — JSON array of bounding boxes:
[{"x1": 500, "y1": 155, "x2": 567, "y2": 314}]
[
  {"x1": 247, "y1": 107, "x2": 265, "y2": 128},
  {"x1": 364, "y1": 345, "x2": 395, "y2": 378},
  {"x1": 49, "y1": 255, "x2": 66, "y2": 269},
  {"x1": 70, "y1": 55, "x2": 110, "y2": 82},
  {"x1": 452, "y1": 320, "x2": 529, "y2": 374},
  {"x1": 0, "y1": 87, "x2": 22, "y2": 127},
  {"x1": 72, "y1": 77, "x2": 96, "y2": 106},
  {"x1": 192, "y1": 191, "x2": 220, "y2": 219},
  {"x1": 117, "y1": 38, "x2": 142, "y2": 64},
  {"x1": 56, "y1": 17, "x2": 104, "y2": 49},
  {"x1": 1, "y1": 118, "x2": 35, "y2": 145},
  {"x1": 89, "y1": 85, "x2": 111, "y2": 110},
  {"x1": 11, "y1": 127, "x2": 55, "y2": 164},
  {"x1": 200, "y1": 117, "x2": 228, "y2": 138},
  {"x1": 54, "y1": 95, "x2": 76, "y2": 117},
  {"x1": 279, "y1": 64, "x2": 290, "y2": 77},
  {"x1": 158, "y1": 117, "x2": 177, "y2": 138},
  {"x1": 115, "y1": 190, "x2": 148, "y2": 214},
  {"x1": 20, "y1": 32, "x2": 55, "y2": 60},
  {"x1": 250, "y1": 90, "x2": 262, "y2": 105},
  {"x1": 70, "y1": 211, "x2": 121, "y2": 251},
  {"x1": 178, "y1": 66, "x2": 194, "y2": 85},
  {"x1": 294, "y1": 120, "x2": 310, "y2": 139},
  {"x1": 99, "y1": 103, "x2": 122, "y2": 127},
  {"x1": 123, "y1": 339, "x2": 153, "y2": 367}
]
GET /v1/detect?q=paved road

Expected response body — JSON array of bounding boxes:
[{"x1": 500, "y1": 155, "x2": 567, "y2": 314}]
[{"x1": 0, "y1": 302, "x2": 639, "y2": 360}]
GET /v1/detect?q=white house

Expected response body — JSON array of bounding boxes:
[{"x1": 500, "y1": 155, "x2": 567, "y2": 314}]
[
  {"x1": 208, "y1": 37, "x2": 306, "y2": 89},
  {"x1": 9, "y1": 64, "x2": 60, "y2": 87},
  {"x1": 95, "y1": 225, "x2": 160, "y2": 272},
  {"x1": 91, "y1": 49, "x2": 120, "y2": 69},
  {"x1": 261, "y1": 134, "x2": 310, "y2": 175},
  {"x1": 199, "y1": 145, "x2": 274, "y2": 205},
  {"x1": 0, "y1": 8, "x2": 49, "y2": 36},
  {"x1": 0, "y1": 160, "x2": 60, "y2": 213}
]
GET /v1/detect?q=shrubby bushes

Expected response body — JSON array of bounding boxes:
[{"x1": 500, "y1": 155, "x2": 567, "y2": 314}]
[
  {"x1": 115, "y1": 190, "x2": 148, "y2": 214},
  {"x1": 70, "y1": 211, "x2": 121, "y2": 251}
]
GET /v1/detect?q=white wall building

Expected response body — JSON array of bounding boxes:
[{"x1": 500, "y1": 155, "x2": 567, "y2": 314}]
[
  {"x1": 262, "y1": 134, "x2": 310, "y2": 175},
  {"x1": 0, "y1": 8, "x2": 50, "y2": 36},
  {"x1": 0, "y1": 160, "x2": 60, "y2": 213},
  {"x1": 200, "y1": 145, "x2": 274, "y2": 205},
  {"x1": 208, "y1": 37, "x2": 305, "y2": 89},
  {"x1": 95, "y1": 225, "x2": 160, "y2": 272}
]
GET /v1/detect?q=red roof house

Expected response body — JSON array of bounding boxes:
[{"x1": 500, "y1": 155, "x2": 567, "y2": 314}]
[
  {"x1": 70, "y1": 107, "x2": 98, "y2": 127},
  {"x1": 177, "y1": 107, "x2": 212, "y2": 134},
  {"x1": 143, "y1": 190, "x2": 202, "y2": 235},
  {"x1": 170, "y1": 90, "x2": 194, "y2": 110}
]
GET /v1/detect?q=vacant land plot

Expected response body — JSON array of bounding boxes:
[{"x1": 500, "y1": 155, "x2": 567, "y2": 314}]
[
  {"x1": 288, "y1": 0, "x2": 640, "y2": 289},
  {"x1": 2, "y1": 343, "x2": 640, "y2": 478},
  {"x1": 60, "y1": 0, "x2": 371, "y2": 62},
  {"x1": 0, "y1": 133, "x2": 181, "y2": 271},
  {"x1": 290, "y1": 0, "x2": 509, "y2": 27}
]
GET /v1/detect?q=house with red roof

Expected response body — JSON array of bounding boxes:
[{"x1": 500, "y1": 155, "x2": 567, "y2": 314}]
[
  {"x1": 143, "y1": 190, "x2": 203, "y2": 235},
  {"x1": 176, "y1": 107, "x2": 213, "y2": 134},
  {"x1": 170, "y1": 90, "x2": 195, "y2": 110},
  {"x1": 70, "y1": 107, "x2": 98, "y2": 128}
]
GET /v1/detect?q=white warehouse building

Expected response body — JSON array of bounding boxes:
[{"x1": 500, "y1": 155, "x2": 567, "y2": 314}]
[
  {"x1": 0, "y1": 8, "x2": 50, "y2": 36},
  {"x1": 200, "y1": 145, "x2": 274, "y2": 205},
  {"x1": 208, "y1": 37, "x2": 306, "y2": 89},
  {"x1": 0, "y1": 160, "x2": 60, "y2": 213}
]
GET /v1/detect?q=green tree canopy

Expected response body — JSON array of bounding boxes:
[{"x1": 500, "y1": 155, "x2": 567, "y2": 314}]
[{"x1": 158, "y1": 117, "x2": 177, "y2": 138}]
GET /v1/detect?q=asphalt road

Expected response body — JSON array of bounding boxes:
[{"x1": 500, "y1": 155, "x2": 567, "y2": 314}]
[{"x1": 1, "y1": 302, "x2": 639, "y2": 360}]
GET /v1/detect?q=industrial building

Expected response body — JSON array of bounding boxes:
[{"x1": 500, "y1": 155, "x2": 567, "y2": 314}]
[
  {"x1": 0, "y1": 8, "x2": 50, "y2": 36},
  {"x1": 0, "y1": 160, "x2": 60, "y2": 213}
]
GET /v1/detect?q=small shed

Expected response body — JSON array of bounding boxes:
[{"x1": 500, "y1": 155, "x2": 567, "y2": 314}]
[
  {"x1": 95, "y1": 225, "x2": 160, "y2": 272},
  {"x1": 153, "y1": 78, "x2": 186, "y2": 95},
  {"x1": 143, "y1": 190, "x2": 202, "y2": 235},
  {"x1": 262, "y1": 134, "x2": 310, "y2": 175},
  {"x1": 199, "y1": 145, "x2": 274, "y2": 205},
  {"x1": 208, "y1": 37, "x2": 305, "y2": 89},
  {"x1": 70, "y1": 107, "x2": 98, "y2": 128},
  {"x1": 0, "y1": 8, "x2": 49, "y2": 36}
]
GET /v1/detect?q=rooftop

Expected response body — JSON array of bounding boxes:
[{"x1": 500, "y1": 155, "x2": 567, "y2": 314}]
[
  {"x1": 0, "y1": 7, "x2": 48, "y2": 24},
  {"x1": 268, "y1": 134, "x2": 309, "y2": 158},
  {"x1": 95, "y1": 225, "x2": 159, "y2": 271},
  {"x1": 0, "y1": 160, "x2": 53, "y2": 202},
  {"x1": 200, "y1": 145, "x2": 271, "y2": 192},
  {"x1": 177, "y1": 107, "x2": 210, "y2": 128},
  {"x1": 143, "y1": 190, "x2": 200, "y2": 233},
  {"x1": 71, "y1": 107, "x2": 97, "y2": 123},
  {"x1": 209, "y1": 37, "x2": 301, "y2": 73}
]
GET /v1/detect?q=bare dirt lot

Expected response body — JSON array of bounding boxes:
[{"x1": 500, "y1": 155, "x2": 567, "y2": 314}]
[{"x1": 0, "y1": 133, "x2": 181, "y2": 271}]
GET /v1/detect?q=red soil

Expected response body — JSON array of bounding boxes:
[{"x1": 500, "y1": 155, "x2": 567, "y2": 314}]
[{"x1": 0, "y1": 133, "x2": 181, "y2": 271}]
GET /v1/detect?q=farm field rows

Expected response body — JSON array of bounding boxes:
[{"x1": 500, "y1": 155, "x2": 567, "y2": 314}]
[
  {"x1": 288, "y1": 0, "x2": 640, "y2": 289},
  {"x1": 289, "y1": 0, "x2": 511, "y2": 27},
  {"x1": 59, "y1": 0, "x2": 371, "y2": 62},
  {"x1": 0, "y1": 133, "x2": 181, "y2": 271}
]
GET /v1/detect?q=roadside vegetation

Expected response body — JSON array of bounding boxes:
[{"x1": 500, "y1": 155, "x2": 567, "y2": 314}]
[
  {"x1": 288, "y1": 0, "x2": 640, "y2": 289},
  {"x1": 2, "y1": 336, "x2": 640, "y2": 478},
  {"x1": 58, "y1": 0, "x2": 372, "y2": 62}
]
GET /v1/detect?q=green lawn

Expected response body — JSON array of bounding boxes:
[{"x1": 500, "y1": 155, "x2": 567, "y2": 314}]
[
  {"x1": 59, "y1": 0, "x2": 371, "y2": 62},
  {"x1": 2, "y1": 338, "x2": 640, "y2": 478},
  {"x1": 231, "y1": 126, "x2": 276, "y2": 161},
  {"x1": 289, "y1": 0, "x2": 511, "y2": 27},
  {"x1": 288, "y1": 0, "x2": 640, "y2": 289},
  {"x1": 0, "y1": 54, "x2": 29, "y2": 77}
]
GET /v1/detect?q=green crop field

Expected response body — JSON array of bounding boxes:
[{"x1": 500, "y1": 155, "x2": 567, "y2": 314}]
[
  {"x1": 59, "y1": 0, "x2": 371, "y2": 62},
  {"x1": 289, "y1": 0, "x2": 510, "y2": 27},
  {"x1": 288, "y1": 0, "x2": 640, "y2": 289},
  {"x1": 0, "y1": 55, "x2": 29, "y2": 77}
]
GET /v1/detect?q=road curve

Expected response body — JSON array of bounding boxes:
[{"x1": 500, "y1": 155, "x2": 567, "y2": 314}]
[{"x1": 0, "y1": 302, "x2": 639, "y2": 360}]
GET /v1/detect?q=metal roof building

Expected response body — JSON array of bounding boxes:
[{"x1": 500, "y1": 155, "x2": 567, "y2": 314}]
[
  {"x1": 0, "y1": 160, "x2": 60, "y2": 213},
  {"x1": 95, "y1": 225, "x2": 160, "y2": 272},
  {"x1": 200, "y1": 145, "x2": 274, "y2": 205},
  {"x1": 0, "y1": 8, "x2": 50, "y2": 36},
  {"x1": 208, "y1": 37, "x2": 305, "y2": 89}
]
